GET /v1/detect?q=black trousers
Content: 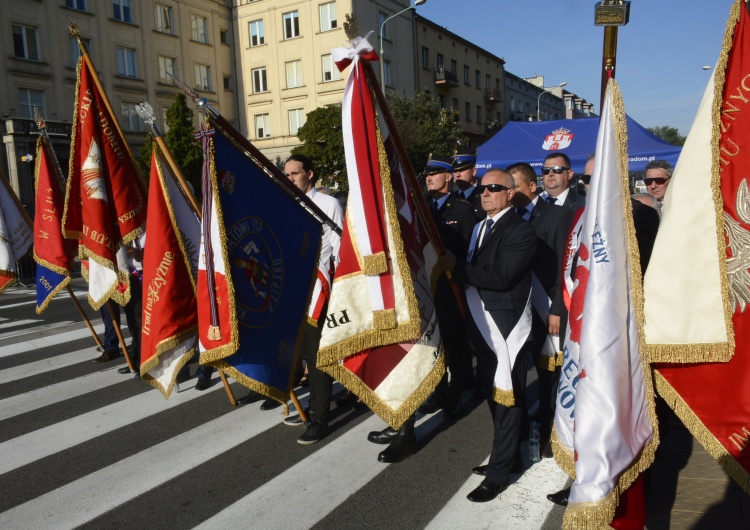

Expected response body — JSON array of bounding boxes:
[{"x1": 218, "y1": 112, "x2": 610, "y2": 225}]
[
  {"x1": 476, "y1": 337, "x2": 529, "y2": 485},
  {"x1": 434, "y1": 275, "x2": 469, "y2": 404},
  {"x1": 528, "y1": 310, "x2": 560, "y2": 441},
  {"x1": 301, "y1": 320, "x2": 333, "y2": 424}
]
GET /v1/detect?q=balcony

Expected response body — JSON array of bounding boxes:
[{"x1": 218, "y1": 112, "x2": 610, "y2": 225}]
[
  {"x1": 484, "y1": 88, "x2": 502, "y2": 104},
  {"x1": 434, "y1": 66, "x2": 458, "y2": 88}
]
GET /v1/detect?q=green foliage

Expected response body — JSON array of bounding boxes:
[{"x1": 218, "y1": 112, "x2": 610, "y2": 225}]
[
  {"x1": 647, "y1": 125, "x2": 686, "y2": 147},
  {"x1": 389, "y1": 91, "x2": 465, "y2": 174},
  {"x1": 138, "y1": 94, "x2": 202, "y2": 195},
  {"x1": 291, "y1": 105, "x2": 347, "y2": 191}
]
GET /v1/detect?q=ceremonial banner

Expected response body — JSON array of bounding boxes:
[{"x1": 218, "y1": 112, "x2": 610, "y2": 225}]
[
  {"x1": 140, "y1": 145, "x2": 200, "y2": 398},
  {"x1": 0, "y1": 173, "x2": 33, "y2": 293},
  {"x1": 553, "y1": 80, "x2": 658, "y2": 528},
  {"x1": 62, "y1": 55, "x2": 146, "y2": 309},
  {"x1": 650, "y1": 0, "x2": 750, "y2": 493},
  {"x1": 317, "y1": 36, "x2": 443, "y2": 429},
  {"x1": 198, "y1": 129, "x2": 321, "y2": 411},
  {"x1": 33, "y1": 137, "x2": 77, "y2": 312}
]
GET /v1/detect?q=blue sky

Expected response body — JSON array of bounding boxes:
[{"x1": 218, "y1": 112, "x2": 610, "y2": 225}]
[{"x1": 415, "y1": 0, "x2": 735, "y2": 135}]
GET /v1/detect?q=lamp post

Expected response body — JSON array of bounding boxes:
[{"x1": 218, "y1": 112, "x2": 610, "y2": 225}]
[
  {"x1": 537, "y1": 82, "x2": 566, "y2": 121},
  {"x1": 379, "y1": 0, "x2": 427, "y2": 94}
]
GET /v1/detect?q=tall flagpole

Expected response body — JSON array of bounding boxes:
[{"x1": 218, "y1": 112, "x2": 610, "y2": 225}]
[
  {"x1": 595, "y1": 1, "x2": 631, "y2": 113},
  {"x1": 33, "y1": 109, "x2": 103, "y2": 349}
]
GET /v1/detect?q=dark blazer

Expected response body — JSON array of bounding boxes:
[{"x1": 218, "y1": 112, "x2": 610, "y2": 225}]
[
  {"x1": 452, "y1": 209, "x2": 537, "y2": 336},
  {"x1": 527, "y1": 199, "x2": 574, "y2": 317},
  {"x1": 561, "y1": 189, "x2": 587, "y2": 213},
  {"x1": 631, "y1": 199, "x2": 659, "y2": 274},
  {"x1": 453, "y1": 188, "x2": 485, "y2": 221},
  {"x1": 430, "y1": 195, "x2": 476, "y2": 260}
]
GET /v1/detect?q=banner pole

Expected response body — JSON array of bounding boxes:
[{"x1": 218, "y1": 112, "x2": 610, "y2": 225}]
[
  {"x1": 105, "y1": 300, "x2": 134, "y2": 372},
  {"x1": 218, "y1": 370, "x2": 236, "y2": 406},
  {"x1": 290, "y1": 390, "x2": 308, "y2": 422},
  {"x1": 66, "y1": 285, "x2": 103, "y2": 348}
]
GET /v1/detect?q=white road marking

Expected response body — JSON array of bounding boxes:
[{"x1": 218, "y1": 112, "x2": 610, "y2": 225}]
[
  {"x1": 0, "y1": 319, "x2": 42, "y2": 330},
  {"x1": 0, "y1": 323, "x2": 105, "y2": 359},
  {"x1": 0, "y1": 291, "x2": 87, "y2": 310}
]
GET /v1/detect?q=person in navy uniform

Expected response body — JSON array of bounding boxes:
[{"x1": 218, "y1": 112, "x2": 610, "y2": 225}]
[{"x1": 452, "y1": 148, "x2": 484, "y2": 221}]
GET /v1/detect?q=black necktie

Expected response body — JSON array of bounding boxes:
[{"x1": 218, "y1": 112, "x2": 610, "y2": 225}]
[
  {"x1": 430, "y1": 200, "x2": 439, "y2": 217},
  {"x1": 545, "y1": 196, "x2": 557, "y2": 205},
  {"x1": 481, "y1": 218, "x2": 494, "y2": 246},
  {"x1": 459, "y1": 191, "x2": 466, "y2": 200}
]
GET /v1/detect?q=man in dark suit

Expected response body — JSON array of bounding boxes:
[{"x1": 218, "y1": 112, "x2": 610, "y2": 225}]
[
  {"x1": 539, "y1": 152, "x2": 585, "y2": 213},
  {"x1": 452, "y1": 148, "x2": 485, "y2": 221},
  {"x1": 440, "y1": 168, "x2": 537, "y2": 503},
  {"x1": 508, "y1": 162, "x2": 573, "y2": 450}
]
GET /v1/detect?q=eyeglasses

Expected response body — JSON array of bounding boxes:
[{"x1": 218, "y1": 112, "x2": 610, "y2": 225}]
[
  {"x1": 644, "y1": 177, "x2": 671, "y2": 186},
  {"x1": 542, "y1": 166, "x2": 570, "y2": 175},
  {"x1": 477, "y1": 183, "x2": 511, "y2": 193},
  {"x1": 580, "y1": 174, "x2": 591, "y2": 185}
]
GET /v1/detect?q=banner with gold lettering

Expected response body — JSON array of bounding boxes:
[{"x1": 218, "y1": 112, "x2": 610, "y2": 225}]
[
  {"x1": 62, "y1": 55, "x2": 147, "y2": 310},
  {"x1": 647, "y1": 0, "x2": 750, "y2": 494},
  {"x1": 0, "y1": 171, "x2": 33, "y2": 294},
  {"x1": 34, "y1": 136, "x2": 77, "y2": 312},
  {"x1": 140, "y1": 144, "x2": 199, "y2": 398}
]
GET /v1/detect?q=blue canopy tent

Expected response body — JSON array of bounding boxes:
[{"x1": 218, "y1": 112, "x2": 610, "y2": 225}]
[{"x1": 475, "y1": 116, "x2": 681, "y2": 177}]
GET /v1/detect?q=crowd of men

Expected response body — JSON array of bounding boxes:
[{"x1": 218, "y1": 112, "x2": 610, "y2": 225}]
[{"x1": 94, "y1": 150, "x2": 672, "y2": 505}]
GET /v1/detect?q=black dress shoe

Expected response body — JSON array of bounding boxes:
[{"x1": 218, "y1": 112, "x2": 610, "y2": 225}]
[
  {"x1": 367, "y1": 426, "x2": 398, "y2": 445},
  {"x1": 546, "y1": 486, "x2": 570, "y2": 506},
  {"x1": 195, "y1": 378, "x2": 210, "y2": 391},
  {"x1": 418, "y1": 398, "x2": 442, "y2": 414},
  {"x1": 377, "y1": 432, "x2": 416, "y2": 463},
  {"x1": 467, "y1": 478, "x2": 508, "y2": 502},
  {"x1": 472, "y1": 457, "x2": 522, "y2": 477},
  {"x1": 472, "y1": 464, "x2": 488, "y2": 476},
  {"x1": 260, "y1": 398, "x2": 281, "y2": 410},
  {"x1": 442, "y1": 400, "x2": 462, "y2": 421},
  {"x1": 335, "y1": 390, "x2": 359, "y2": 408},
  {"x1": 117, "y1": 366, "x2": 135, "y2": 374}
]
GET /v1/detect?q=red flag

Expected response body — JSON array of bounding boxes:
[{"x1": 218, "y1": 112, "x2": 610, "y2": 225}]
[
  {"x1": 62, "y1": 55, "x2": 146, "y2": 309},
  {"x1": 140, "y1": 145, "x2": 199, "y2": 398},
  {"x1": 317, "y1": 36, "x2": 443, "y2": 429},
  {"x1": 647, "y1": 0, "x2": 750, "y2": 494}
]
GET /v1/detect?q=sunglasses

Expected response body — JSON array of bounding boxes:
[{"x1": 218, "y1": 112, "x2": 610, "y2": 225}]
[
  {"x1": 580, "y1": 174, "x2": 591, "y2": 185},
  {"x1": 644, "y1": 177, "x2": 671, "y2": 186},
  {"x1": 542, "y1": 166, "x2": 570, "y2": 175},
  {"x1": 477, "y1": 183, "x2": 511, "y2": 193}
]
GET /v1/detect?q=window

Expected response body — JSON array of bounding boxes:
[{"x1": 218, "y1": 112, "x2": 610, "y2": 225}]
[
  {"x1": 113, "y1": 0, "x2": 132, "y2": 23},
  {"x1": 155, "y1": 4, "x2": 173, "y2": 34},
  {"x1": 18, "y1": 88, "x2": 44, "y2": 119},
  {"x1": 286, "y1": 61, "x2": 303, "y2": 88},
  {"x1": 158, "y1": 56, "x2": 176, "y2": 84},
  {"x1": 191, "y1": 15, "x2": 208, "y2": 43},
  {"x1": 421, "y1": 47, "x2": 429, "y2": 69},
  {"x1": 476, "y1": 105, "x2": 482, "y2": 124},
  {"x1": 283, "y1": 11, "x2": 299, "y2": 39},
  {"x1": 319, "y1": 2, "x2": 337, "y2": 32},
  {"x1": 452, "y1": 98, "x2": 458, "y2": 110},
  {"x1": 195, "y1": 64, "x2": 211, "y2": 91},
  {"x1": 223, "y1": 75, "x2": 232, "y2": 90},
  {"x1": 438, "y1": 95, "x2": 445, "y2": 109},
  {"x1": 12, "y1": 25, "x2": 39, "y2": 61},
  {"x1": 436, "y1": 53, "x2": 443, "y2": 70},
  {"x1": 116, "y1": 47, "x2": 137, "y2": 78},
  {"x1": 66, "y1": 0, "x2": 87, "y2": 11},
  {"x1": 252, "y1": 67, "x2": 267, "y2": 93},
  {"x1": 68, "y1": 36, "x2": 90, "y2": 67},
  {"x1": 450, "y1": 60, "x2": 457, "y2": 74},
  {"x1": 383, "y1": 62, "x2": 392, "y2": 87},
  {"x1": 463, "y1": 65, "x2": 469, "y2": 84},
  {"x1": 322, "y1": 54, "x2": 340, "y2": 82},
  {"x1": 511, "y1": 98, "x2": 515, "y2": 111},
  {"x1": 465, "y1": 102, "x2": 471, "y2": 122},
  {"x1": 249, "y1": 20, "x2": 265, "y2": 47},
  {"x1": 475, "y1": 69, "x2": 481, "y2": 88},
  {"x1": 220, "y1": 30, "x2": 229, "y2": 45},
  {"x1": 486, "y1": 75, "x2": 491, "y2": 91},
  {"x1": 255, "y1": 113, "x2": 270, "y2": 138},
  {"x1": 378, "y1": 12, "x2": 387, "y2": 38},
  {"x1": 289, "y1": 108, "x2": 305, "y2": 136},
  {"x1": 121, "y1": 102, "x2": 142, "y2": 131}
]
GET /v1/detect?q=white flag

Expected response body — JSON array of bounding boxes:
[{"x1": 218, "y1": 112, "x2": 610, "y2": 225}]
[{"x1": 0, "y1": 174, "x2": 33, "y2": 293}]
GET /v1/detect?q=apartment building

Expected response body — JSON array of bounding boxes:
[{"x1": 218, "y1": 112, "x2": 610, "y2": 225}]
[{"x1": 1, "y1": 0, "x2": 235, "y2": 207}]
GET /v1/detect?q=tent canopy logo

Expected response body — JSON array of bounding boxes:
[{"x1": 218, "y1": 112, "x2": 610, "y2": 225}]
[{"x1": 542, "y1": 127, "x2": 573, "y2": 151}]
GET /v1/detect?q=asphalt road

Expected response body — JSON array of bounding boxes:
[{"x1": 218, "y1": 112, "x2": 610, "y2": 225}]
[{"x1": 0, "y1": 278, "x2": 568, "y2": 529}]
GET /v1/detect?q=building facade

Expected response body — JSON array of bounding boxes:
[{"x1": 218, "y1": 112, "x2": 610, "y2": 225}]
[
  {"x1": 1, "y1": 0, "x2": 235, "y2": 207},
  {"x1": 504, "y1": 72, "x2": 564, "y2": 123}
]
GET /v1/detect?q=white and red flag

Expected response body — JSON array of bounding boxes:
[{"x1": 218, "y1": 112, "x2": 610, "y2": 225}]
[
  {"x1": 644, "y1": 0, "x2": 750, "y2": 493},
  {"x1": 62, "y1": 54, "x2": 147, "y2": 309},
  {"x1": 317, "y1": 35, "x2": 443, "y2": 429},
  {"x1": 553, "y1": 79, "x2": 658, "y2": 528},
  {"x1": 140, "y1": 144, "x2": 200, "y2": 398},
  {"x1": 0, "y1": 172, "x2": 33, "y2": 293}
]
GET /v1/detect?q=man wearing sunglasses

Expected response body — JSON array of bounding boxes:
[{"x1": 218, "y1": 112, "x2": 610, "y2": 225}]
[
  {"x1": 540, "y1": 152, "x2": 585, "y2": 213},
  {"x1": 644, "y1": 160, "x2": 673, "y2": 214},
  {"x1": 440, "y1": 169, "x2": 537, "y2": 503}
]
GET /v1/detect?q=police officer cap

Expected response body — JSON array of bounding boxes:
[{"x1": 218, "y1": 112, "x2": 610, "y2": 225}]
[
  {"x1": 452, "y1": 148, "x2": 477, "y2": 171},
  {"x1": 422, "y1": 154, "x2": 454, "y2": 176}
]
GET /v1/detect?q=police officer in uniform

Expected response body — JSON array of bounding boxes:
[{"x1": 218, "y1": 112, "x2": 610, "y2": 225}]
[{"x1": 452, "y1": 148, "x2": 484, "y2": 221}]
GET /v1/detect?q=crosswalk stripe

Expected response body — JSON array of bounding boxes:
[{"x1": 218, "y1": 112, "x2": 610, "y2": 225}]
[
  {"x1": 0, "y1": 321, "x2": 76, "y2": 341},
  {"x1": 0, "y1": 344, "x2": 107, "y2": 385},
  {"x1": 0, "y1": 323, "x2": 105, "y2": 359},
  {"x1": 0, "y1": 319, "x2": 42, "y2": 331},
  {"x1": 0, "y1": 291, "x2": 87, "y2": 310}
]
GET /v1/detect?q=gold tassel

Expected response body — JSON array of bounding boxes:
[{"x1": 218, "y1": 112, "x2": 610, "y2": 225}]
[{"x1": 208, "y1": 325, "x2": 221, "y2": 340}]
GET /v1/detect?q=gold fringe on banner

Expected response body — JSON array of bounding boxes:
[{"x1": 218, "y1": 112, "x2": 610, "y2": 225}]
[
  {"x1": 372, "y1": 308, "x2": 397, "y2": 330},
  {"x1": 551, "y1": 427, "x2": 577, "y2": 479},
  {"x1": 538, "y1": 353, "x2": 557, "y2": 372},
  {"x1": 212, "y1": 361, "x2": 291, "y2": 415},
  {"x1": 140, "y1": 327, "x2": 197, "y2": 399},
  {"x1": 363, "y1": 252, "x2": 388, "y2": 276}
]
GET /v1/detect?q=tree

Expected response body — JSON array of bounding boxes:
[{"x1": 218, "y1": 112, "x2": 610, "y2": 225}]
[
  {"x1": 291, "y1": 105, "x2": 347, "y2": 190},
  {"x1": 137, "y1": 94, "x2": 203, "y2": 197},
  {"x1": 389, "y1": 90, "x2": 466, "y2": 174},
  {"x1": 647, "y1": 125, "x2": 686, "y2": 146}
]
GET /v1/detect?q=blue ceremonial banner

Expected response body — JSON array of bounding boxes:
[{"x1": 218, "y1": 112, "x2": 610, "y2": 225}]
[{"x1": 200, "y1": 131, "x2": 321, "y2": 408}]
